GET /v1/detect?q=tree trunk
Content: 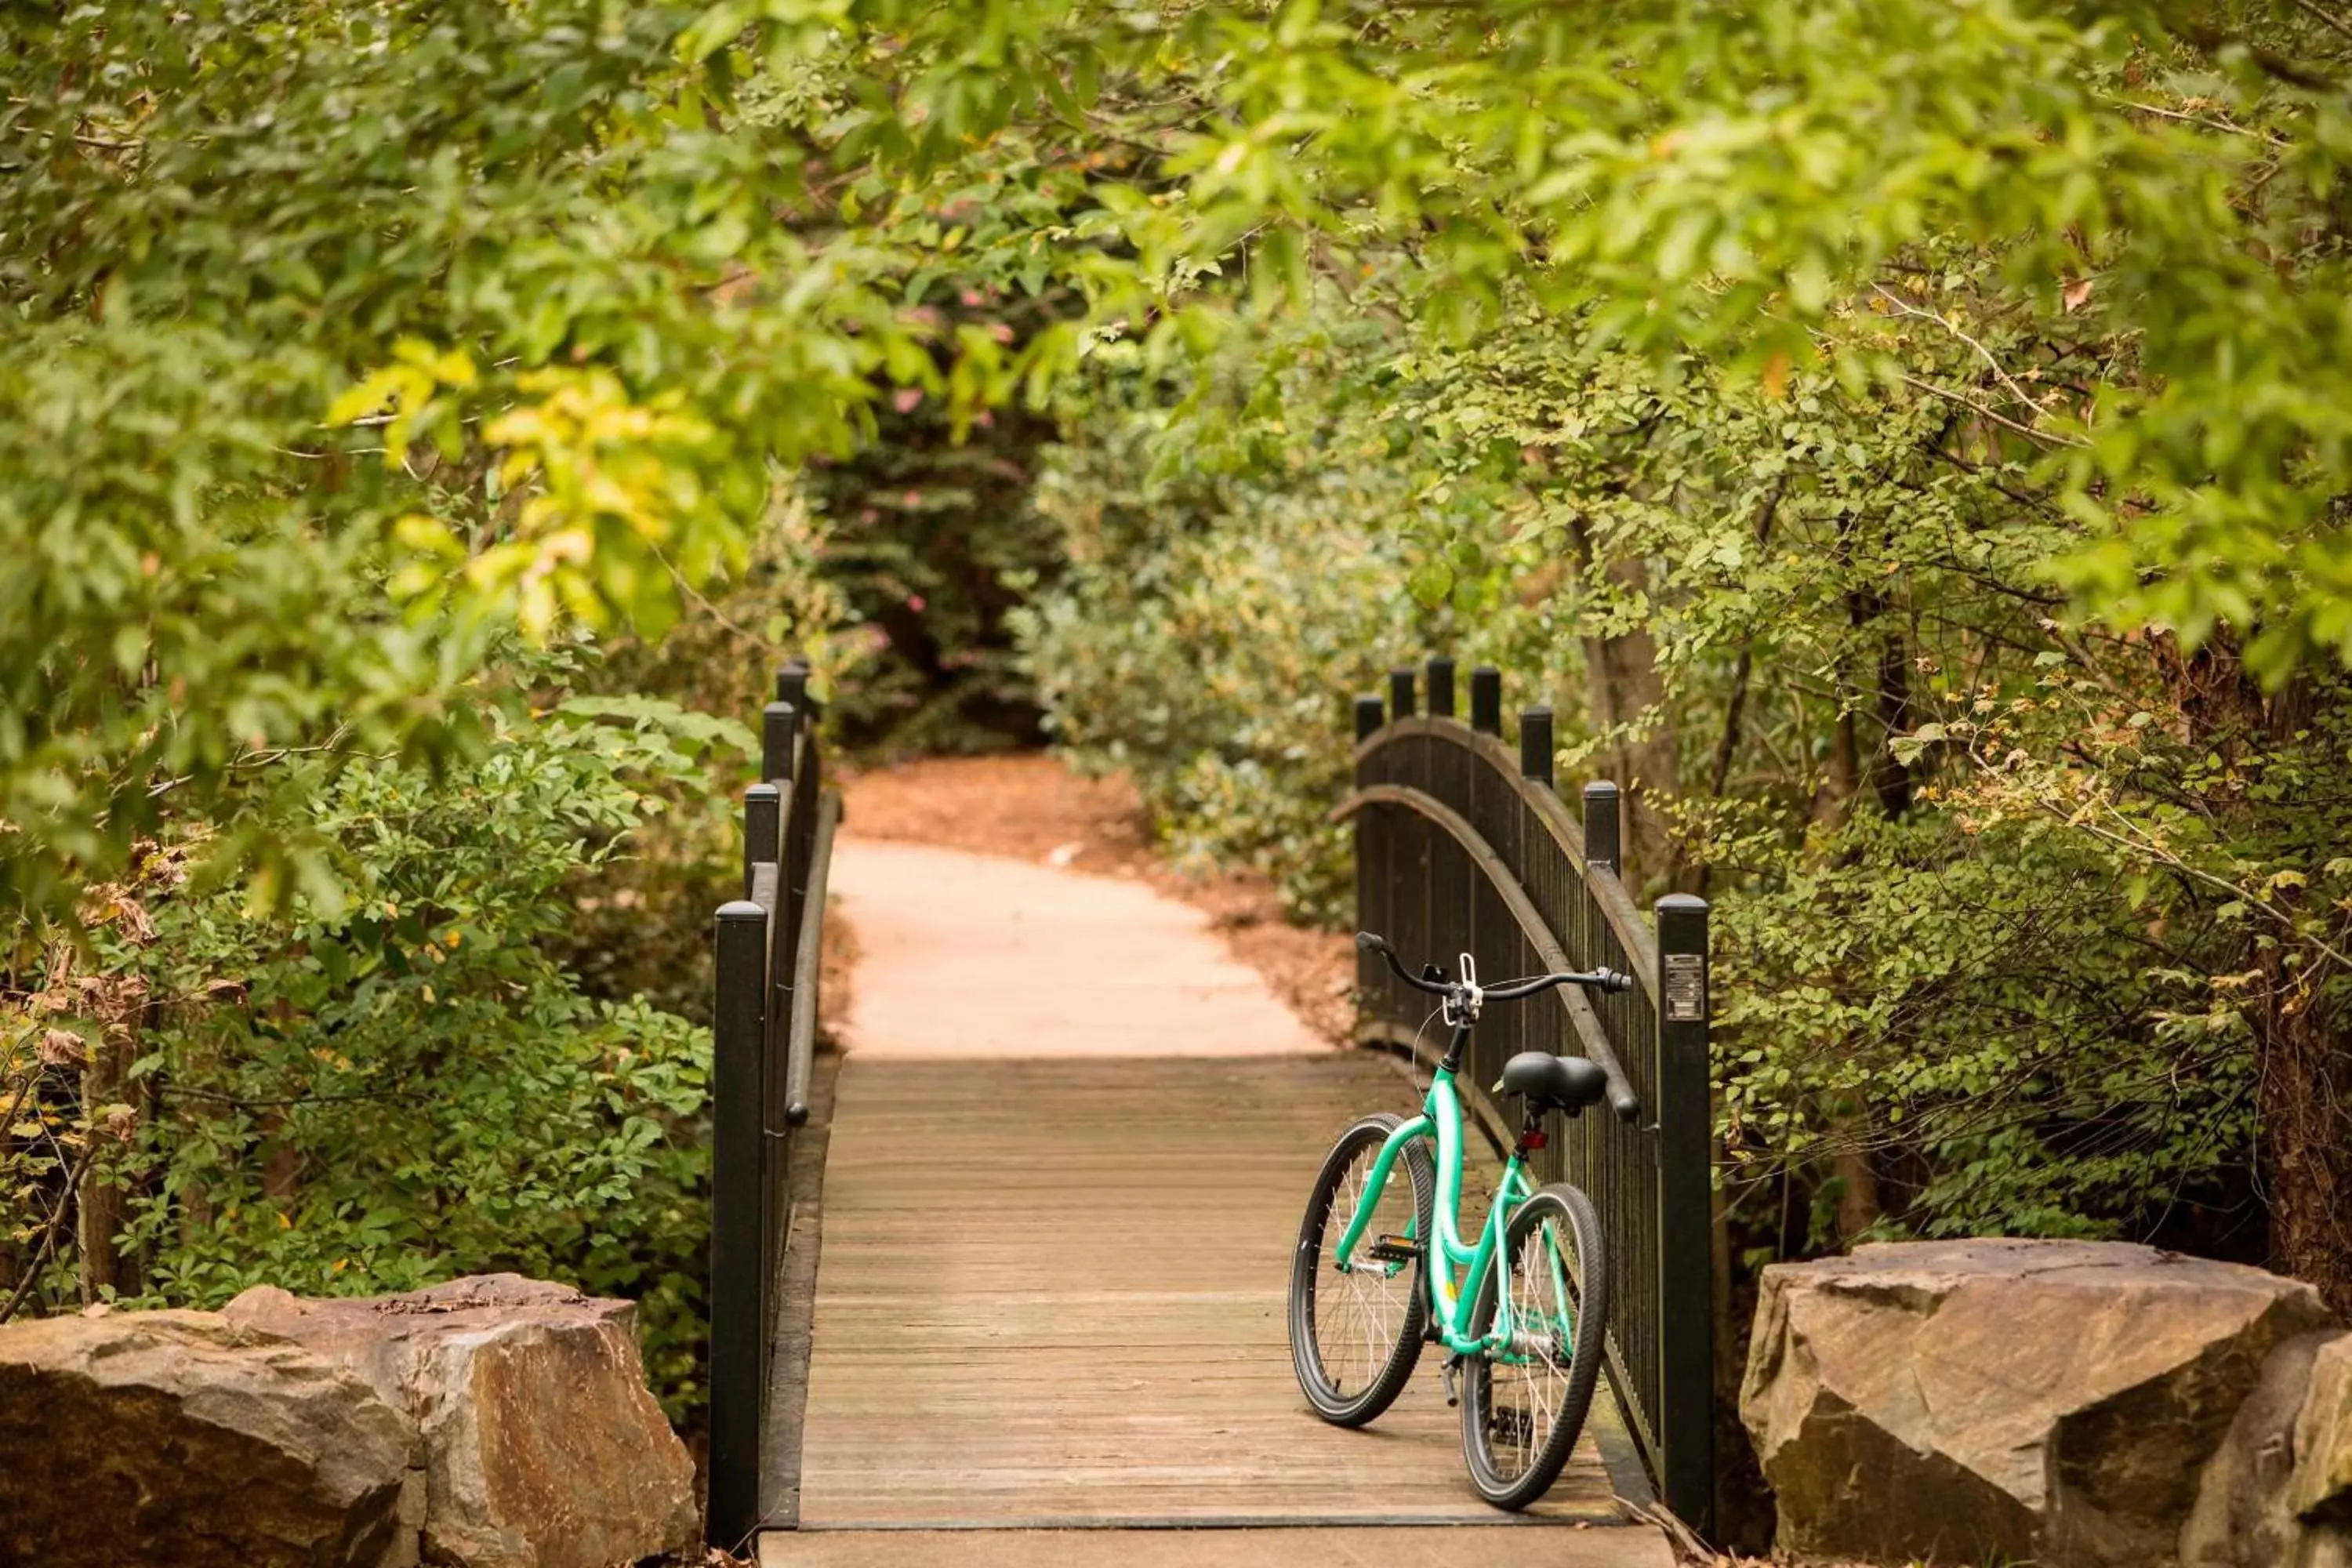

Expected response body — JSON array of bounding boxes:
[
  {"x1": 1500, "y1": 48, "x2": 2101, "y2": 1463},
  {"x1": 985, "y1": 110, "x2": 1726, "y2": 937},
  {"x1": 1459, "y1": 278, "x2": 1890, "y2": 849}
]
[
  {"x1": 2167, "y1": 639, "x2": 2352, "y2": 1311},
  {"x1": 262, "y1": 1127, "x2": 304, "y2": 1201},
  {"x1": 1831, "y1": 1142, "x2": 1884, "y2": 1243},
  {"x1": 74, "y1": 973, "x2": 150, "y2": 1305},
  {"x1": 1569, "y1": 530, "x2": 1682, "y2": 887},
  {"x1": 2257, "y1": 966, "x2": 2352, "y2": 1311},
  {"x1": 1870, "y1": 629, "x2": 1914, "y2": 818},
  {"x1": 1809, "y1": 597, "x2": 1891, "y2": 1242},
  {"x1": 1811, "y1": 707, "x2": 1859, "y2": 827},
  {"x1": 75, "y1": 1030, "x2": 125, "y2": 1307}
]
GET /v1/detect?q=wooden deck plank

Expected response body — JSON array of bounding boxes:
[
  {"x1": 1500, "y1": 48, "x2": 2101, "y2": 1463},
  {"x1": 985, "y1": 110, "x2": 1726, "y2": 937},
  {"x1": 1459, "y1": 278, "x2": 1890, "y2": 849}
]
[
  {"x1": 763, "y1": 1526, "x2": 1674, "y2": 1568},
  {"x1": 795, "y1": 1051, "x2": 1639, "y2": 1530}
]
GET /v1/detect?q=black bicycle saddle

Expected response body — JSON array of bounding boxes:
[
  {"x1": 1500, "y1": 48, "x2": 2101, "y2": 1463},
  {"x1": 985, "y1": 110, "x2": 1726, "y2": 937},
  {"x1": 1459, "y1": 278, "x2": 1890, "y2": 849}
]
[{"x1": 1497, "y1": 1051, "x2": 1609, "y2": 1114}]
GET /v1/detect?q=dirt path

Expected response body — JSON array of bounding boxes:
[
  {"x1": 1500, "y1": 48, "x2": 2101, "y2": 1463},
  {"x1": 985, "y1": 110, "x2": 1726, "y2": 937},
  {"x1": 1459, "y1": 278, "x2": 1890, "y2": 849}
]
[
  {"x1": 836, "y1": 755, "x2": 1352, "y2": 1042},
  {"x1": 827, "y1": 837, "x2": 1322, "y2": 1058}
]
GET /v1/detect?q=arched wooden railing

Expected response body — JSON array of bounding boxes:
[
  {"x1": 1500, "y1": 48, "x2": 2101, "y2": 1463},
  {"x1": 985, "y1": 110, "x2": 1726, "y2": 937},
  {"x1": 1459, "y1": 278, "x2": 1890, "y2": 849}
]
[
  {"x1": 708, "y1": 662, "x2": 838, "y2": 1551},
  {"x1": 1335, "y1": 656, "x2": 1714, "y2": 1536}
]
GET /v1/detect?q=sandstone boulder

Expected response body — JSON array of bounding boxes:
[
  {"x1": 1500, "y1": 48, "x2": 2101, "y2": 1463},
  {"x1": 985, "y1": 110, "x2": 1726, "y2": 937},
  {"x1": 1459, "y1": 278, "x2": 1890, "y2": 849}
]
[
  {"x1": 225, "y1": 1273, "x2": 700, "y2": 1568},
  {"x1": 0, "y1": 1308, "x2": 418, "y2": 1568},
  {"x1": 2183, "y1": 1330, "x2": 2352, "y2": 1568},
  {"x1": 1741, "y1": 1238, "x2": 2332, "y2": 1566},
  {"x1": 2180, "y1": 1330, "x2": 2337, "y2": 1566},
  {"x1": 2293, "y1": 1333, "x2": 2352, "y2": 1526}
]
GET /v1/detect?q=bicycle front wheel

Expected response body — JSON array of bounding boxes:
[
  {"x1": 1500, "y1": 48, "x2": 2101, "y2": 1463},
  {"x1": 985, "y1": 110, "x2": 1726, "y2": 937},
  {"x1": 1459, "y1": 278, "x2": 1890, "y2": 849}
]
[
  {"x1": 1288, "y1": 1111, "x2": 1436, "y2": 1427},
  {"x1": 1460, "y1": 1181, "x2": 1609, "y2": 1509}
]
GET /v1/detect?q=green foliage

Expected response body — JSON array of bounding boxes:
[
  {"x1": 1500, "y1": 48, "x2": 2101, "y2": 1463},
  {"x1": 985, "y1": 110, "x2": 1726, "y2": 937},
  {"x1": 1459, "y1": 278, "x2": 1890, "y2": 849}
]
[
  {"x1": 14, "y1": 0, "x2": 2352, "y2": 1443},
  {"x1": 1018, "y1": 327, "x2": 1559, "y2": 922},
  {"x1": 10, "y1": 691, "x2": 730, "y2": 1414},
  {"x1": 1711, "y1": 810, "x2": 2259, "y2": 1246},
  {"x1": 721, "y1": 0, "x2": 2352, "y2": 684},
  {"x1": 0, "y1": 0, "x2": 924, "y2": 929},
  {"x1": 19, "y1": 0, "x2": 2352, "y2": 915},
  {"x1": 1018, "y1": 255, "x2": 2346, "y2": 1267},
  {"x1": 810, "y1": 371, "x2": 1065, "y2": 756},
  {"x1": 23, "y1": 0, "x2": 2351, "y2": 931},
  {"x1": 1018, "y1": 408, "x2": 1400, "y2": 920}
]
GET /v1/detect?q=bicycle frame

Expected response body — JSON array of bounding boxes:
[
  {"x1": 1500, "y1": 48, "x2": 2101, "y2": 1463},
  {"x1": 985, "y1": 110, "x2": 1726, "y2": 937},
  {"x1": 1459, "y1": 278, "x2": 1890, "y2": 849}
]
[{"x1": 1330, "y1": 1037, "x2": 1554, "y2": 1360}]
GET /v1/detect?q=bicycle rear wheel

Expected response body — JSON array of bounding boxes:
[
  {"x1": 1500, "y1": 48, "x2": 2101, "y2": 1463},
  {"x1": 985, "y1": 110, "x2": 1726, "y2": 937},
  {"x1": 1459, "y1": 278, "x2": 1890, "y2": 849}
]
[
  {"x1": 1459, "y1": 1181, "x2": 1609, "y2": 1509},
  {"x1": 1288, "y1": 1112, "x2": 1436, "y2": 1426}
]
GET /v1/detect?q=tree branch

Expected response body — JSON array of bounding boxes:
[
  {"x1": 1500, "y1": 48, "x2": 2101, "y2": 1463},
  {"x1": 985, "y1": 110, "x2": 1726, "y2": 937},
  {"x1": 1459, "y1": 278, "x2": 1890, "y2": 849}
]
[{"x1": 0, "y1": 1134, "x2": 103, "y2": 1325}]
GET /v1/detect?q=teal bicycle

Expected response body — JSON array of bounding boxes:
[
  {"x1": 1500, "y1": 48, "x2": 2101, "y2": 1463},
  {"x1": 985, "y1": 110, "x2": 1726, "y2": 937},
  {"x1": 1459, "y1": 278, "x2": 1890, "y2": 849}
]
[{"x1": 1289, "y1": 931, "x2": 1632, "y2": 1510}]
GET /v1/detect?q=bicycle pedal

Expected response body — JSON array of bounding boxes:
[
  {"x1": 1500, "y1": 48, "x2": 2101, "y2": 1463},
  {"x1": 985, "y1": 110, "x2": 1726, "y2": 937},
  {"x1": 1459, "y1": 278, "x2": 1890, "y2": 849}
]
[
  {"x1": 1365, "y1": 1233, "x2": 1421, "y2": 1265},
  {"x1": 1440, "y1": 1353, "x2": 1462, "y2": 1408}
]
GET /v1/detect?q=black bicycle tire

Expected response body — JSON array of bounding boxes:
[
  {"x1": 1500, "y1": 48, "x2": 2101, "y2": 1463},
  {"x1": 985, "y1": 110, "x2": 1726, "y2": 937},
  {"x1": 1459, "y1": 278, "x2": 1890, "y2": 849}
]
[
  {"x1": 1458, "y1": 1181, "x2": 1610, "y2": 1509},
  {"x1": 1287, "y1": 1112, "x2": 1436, "y2": 1427}
]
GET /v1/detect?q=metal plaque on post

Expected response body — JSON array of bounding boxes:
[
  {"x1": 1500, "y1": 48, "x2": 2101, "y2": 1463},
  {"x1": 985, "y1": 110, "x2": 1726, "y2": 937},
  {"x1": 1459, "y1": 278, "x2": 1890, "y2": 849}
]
[{"x1": 1664, "y1": 951, "x2": 1706, "y2": 1022}]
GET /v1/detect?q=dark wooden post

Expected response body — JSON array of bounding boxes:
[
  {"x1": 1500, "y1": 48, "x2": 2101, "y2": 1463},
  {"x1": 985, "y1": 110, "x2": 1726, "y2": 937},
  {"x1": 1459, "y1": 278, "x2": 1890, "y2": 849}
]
[
  {"x1": 1388, "y1": 666, "x2": 1416, "y2": 721},
  {"x1": 1352, "y1": 695, "x2": 1383, "y2": 1011},
  {"x1": 762, "y1": 700, "x2": 797, "y2": 783},
  {"x1": 1582, "y1": 780, "x2": 1621, "y2": 875},
  {"x1": 743, "y1": 783, "x2": 780, "y2": 900},
  {"x1": 1654, "y1": 892, "x2": 1715, "y2": 1538},
  {"x1": 708, "y1": 898, "x2": 770, "y2": 1551},
  {"x1": 779, "y1": 656, "x2": 822, "y2": 720},
  {"x1": 1470, "y1": 666, "x2": 1503, "y2": 735},
  {"x1": 1426, "y1": 656, "x2": 1456, "y2": 719},
  {"x1": 1519, "y1": 706, "x2": 1554, "y2": 786}
]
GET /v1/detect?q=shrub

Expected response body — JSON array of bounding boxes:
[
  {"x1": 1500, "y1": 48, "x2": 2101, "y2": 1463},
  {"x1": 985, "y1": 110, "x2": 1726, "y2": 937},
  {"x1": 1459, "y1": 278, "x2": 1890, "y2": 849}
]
[
  {"x1": 1018, "y1": 346, "x2": 1555, "y2": 923},
  {"x1": 8, "y1": 685, "x2": 735, "y2": 1419}
]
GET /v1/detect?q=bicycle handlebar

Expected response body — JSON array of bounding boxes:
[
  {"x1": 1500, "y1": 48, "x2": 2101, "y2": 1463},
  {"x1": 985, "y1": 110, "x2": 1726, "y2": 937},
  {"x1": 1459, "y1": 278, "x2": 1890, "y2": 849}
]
[{"x1": 1355, "y1": 931, "x2": 1633, "y2": 1000}]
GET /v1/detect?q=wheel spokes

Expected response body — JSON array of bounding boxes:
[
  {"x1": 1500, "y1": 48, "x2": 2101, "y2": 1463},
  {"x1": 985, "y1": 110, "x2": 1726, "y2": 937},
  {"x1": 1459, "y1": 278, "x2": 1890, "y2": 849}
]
[
  {"x1": 1487, "y1": 1216, "x2": 1574, "y2": 1479},
  {"x1": 1312, "y1": 1144, "x2": 1415, "y2": 1398}
]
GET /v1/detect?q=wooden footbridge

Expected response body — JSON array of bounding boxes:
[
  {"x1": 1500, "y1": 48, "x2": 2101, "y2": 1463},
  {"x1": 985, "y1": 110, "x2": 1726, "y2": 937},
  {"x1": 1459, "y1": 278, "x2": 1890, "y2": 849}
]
[{"x1": 703, "y1": 661, "x2": 1712, "y2": 1566}]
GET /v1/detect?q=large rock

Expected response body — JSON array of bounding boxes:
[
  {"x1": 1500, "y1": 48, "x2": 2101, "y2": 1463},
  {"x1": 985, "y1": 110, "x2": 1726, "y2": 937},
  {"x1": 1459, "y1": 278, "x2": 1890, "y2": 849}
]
[
  {"x1": 2294, "y1": 1334, "x2": 2352, "y2": 1528},
  {"x1": 225, "y1": 1274, "x2": 700, "y2": 1568},
  {"x1": 2183, "y1": 1330, "x2": 2352, "y2": 1568},
  {"x1": 1741, "y1": 1238, "x2": 2332, "y2": 1566},
  {"x1": 0, "y1": 1308, "x2": 418, "y2": 1567}
]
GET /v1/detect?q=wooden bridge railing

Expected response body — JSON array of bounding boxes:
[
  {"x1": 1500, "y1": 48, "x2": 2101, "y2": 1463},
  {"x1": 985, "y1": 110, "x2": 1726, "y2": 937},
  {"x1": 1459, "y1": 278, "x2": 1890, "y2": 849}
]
[
  {"x1": 1336, "y1": 656, "x2": 1715, "y2": 1537},
  {"x1": 708, "y1": 661, "x2": 839, "y2": 1550}
]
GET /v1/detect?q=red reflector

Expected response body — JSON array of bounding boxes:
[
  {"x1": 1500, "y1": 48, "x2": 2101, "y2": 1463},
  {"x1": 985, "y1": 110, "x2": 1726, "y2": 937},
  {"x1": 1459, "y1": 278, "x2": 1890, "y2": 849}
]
[{"x1": 1521, "y1": 1131, "x2": 1548, "y2": 1151}]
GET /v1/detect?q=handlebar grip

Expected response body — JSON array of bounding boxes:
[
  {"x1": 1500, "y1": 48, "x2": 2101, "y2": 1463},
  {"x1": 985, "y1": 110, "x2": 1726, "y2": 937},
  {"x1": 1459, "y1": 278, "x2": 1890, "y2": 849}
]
[
  {"x1": 1356, "y1": 931, "x2": 1450, "y2": 996},
  {"x1": 1602, "y1": 969, "x2": 1633, "y2": 994}
]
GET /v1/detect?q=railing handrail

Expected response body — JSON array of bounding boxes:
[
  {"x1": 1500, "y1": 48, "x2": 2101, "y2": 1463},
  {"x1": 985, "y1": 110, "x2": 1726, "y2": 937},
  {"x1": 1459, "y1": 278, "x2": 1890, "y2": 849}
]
[
  {"x1": 1348, "y1": 660, "x2": 1715, "y2": 1538},
  {"x1": 1352, "y1": 715, "x2": 1661, "y2": 990},
  {"x1": 708, "y1": 662, "x2": 836, "y2": 1554},
  {"x1": 1330, "y1": 782, "x2": 1642, "y2": 1121},
  {"x1": 782, "y1": 789, "x2": 838, "y2": 1130}
]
